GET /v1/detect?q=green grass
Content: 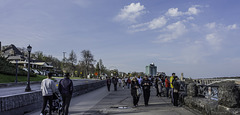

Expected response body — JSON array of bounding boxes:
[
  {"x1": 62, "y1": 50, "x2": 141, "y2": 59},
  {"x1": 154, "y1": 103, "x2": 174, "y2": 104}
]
[{"x1": 0, "y1": 74, "x2": 47, "y2": 83}]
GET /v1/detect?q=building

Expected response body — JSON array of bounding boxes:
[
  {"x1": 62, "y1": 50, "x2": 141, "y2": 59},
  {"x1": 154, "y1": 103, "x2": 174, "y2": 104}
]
[{"x1": 145, "y1": 63, "x2": 157, "y2": 76}]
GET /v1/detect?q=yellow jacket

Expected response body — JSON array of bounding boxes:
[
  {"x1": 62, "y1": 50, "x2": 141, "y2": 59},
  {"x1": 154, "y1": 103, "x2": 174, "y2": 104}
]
[{"x1": 170, "y1": 76, "x2": 174, "y2": 88}]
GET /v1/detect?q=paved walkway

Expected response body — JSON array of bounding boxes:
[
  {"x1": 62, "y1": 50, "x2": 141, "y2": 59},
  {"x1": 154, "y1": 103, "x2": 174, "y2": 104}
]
[{"x1": 84, "y1": 85, "x2": 199, "y2": 115}]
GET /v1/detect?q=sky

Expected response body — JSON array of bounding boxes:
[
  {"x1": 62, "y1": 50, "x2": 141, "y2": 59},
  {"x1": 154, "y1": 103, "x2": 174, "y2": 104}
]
[{"x1": 0, "y1": 0, "x2": 240, "y2": 78}]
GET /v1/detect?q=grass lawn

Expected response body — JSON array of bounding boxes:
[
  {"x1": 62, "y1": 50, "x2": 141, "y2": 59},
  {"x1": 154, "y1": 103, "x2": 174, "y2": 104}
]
[{"x1": 0, "y1": 73, "x2": 47, "y2": 83}]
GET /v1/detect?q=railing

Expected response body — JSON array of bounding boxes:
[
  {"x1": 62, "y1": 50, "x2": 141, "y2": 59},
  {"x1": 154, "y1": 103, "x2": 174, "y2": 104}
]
[{"x1": 197, "y1": 85, "x2": 219, "y2": 101}]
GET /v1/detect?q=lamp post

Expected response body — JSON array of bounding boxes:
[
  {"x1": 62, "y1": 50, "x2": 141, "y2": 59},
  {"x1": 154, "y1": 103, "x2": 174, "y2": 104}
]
[
  {"x1": 15, "y1": 60, "x2": 18, "y2": 83},
  {"x1": 25, "y1": 45, "x2": 32, "y2": 92}
]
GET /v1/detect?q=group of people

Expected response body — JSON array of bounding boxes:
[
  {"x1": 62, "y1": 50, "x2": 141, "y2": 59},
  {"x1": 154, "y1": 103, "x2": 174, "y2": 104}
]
[
  {"x1": 40, "y1": 73, "x2": 73, "y2": 115},
  {"x1": 106, "y1": 73, "x2": 181, "y2": 107}
]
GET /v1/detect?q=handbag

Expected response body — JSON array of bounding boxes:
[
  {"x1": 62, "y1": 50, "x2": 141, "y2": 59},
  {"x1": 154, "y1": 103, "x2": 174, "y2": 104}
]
[{"x1": 137, "y1": 88, "x2": 142, "y2": 96}]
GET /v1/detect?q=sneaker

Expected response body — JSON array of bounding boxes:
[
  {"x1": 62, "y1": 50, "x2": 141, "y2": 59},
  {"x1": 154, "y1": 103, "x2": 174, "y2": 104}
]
[{"x1": 40, "y1": 113, "x2": 43, "y2": 115}]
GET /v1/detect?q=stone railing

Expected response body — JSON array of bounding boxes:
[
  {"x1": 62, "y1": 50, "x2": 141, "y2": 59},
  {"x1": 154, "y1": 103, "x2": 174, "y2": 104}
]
[
  {"x1": 0, "y1": 80, "x2": 106, "y2": 115},
  {"x1": 184, "y1": 81, "x2": 240, "y2": 114}
]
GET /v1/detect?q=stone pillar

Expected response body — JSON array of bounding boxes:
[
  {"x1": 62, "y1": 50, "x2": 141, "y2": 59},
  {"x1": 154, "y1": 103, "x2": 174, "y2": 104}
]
[
  {"x1": 218, "y1": 81, "x2": 239, "y2": 108},
  {"x1": 187, "y1": 83, "x2": 197, "y2": 97},
  {"x1": 180, "y1": 73, "x2": 184, "y2": 81}
]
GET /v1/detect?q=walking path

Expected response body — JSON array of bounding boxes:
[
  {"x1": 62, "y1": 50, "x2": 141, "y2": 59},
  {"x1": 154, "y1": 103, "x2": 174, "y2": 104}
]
[{"x1": 85, "y1": 85, "x2": 200, "y2": 115}]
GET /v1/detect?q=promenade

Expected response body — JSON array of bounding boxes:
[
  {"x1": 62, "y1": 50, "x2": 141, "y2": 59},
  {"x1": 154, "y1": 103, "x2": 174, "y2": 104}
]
[
  {"x1": 85, "y1": 85, "x2": 199, "y2": 115},
  {"x1": 28, "y1": 84, "x2": 199, "y2": 115}
]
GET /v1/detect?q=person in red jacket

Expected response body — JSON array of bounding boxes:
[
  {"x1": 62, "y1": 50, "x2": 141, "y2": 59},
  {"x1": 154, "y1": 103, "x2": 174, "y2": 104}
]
[{"x1": 165, "y1": 76, "x2": 170, "y2": 98}]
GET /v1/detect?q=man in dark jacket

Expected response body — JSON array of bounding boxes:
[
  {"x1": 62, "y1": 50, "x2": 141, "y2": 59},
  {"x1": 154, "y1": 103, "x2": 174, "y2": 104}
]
[
  {"x1": 106, "y1": 77, "x2": 111, "y2": 91},
  {"x1": 58, "y1": 73, "x2": 73, "y2": 115},
  {"x1": 141, "y1": 76, "x2": 152, "y2": 106},
  {"x1": 112, "y1": 77, "x2": 118, "y2": 91},
  {"x1": 173, "y1": 76, "x2": 180, "y2": 106}
]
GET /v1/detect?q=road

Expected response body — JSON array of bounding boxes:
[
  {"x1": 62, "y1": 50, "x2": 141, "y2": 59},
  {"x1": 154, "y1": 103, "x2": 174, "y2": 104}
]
[{"x1": 0, "y1": 79, "x2": 98, "y2": 97}]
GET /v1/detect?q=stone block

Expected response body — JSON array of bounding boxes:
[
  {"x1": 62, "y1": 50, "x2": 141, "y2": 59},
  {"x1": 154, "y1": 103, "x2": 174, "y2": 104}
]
[
  {"x1": 187, "y1": 83, "x2": 197, "y2": 97},
  {"x1": 218, "y1": 81, "x2": 239, "y2": 108}
]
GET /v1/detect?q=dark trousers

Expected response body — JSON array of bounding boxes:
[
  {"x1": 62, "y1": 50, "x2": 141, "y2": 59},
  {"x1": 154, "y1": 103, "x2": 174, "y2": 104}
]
[
  {"x1": 41, "y1": 95, "x2": 53, "y2": 115},
  {"x1": 173, "y1": 92, "x2": 179, "y2": 106},
  {"x1": 143, "y1": 89, "x2": 150, "y2": 105},
  {"x1": 62, "y1": 94, "x2": 72, "y2": 115},
  {"x1": 107, "y1": 84, "x2": 111, "y2": 91},
  {"x1": 132, "y1": 95, "x2": 139, "y2": 106},
  {"x1": 166, "y1": 87, "x2": 169, "y2": 97},
  {"x1": 155, "y1": 86, "x2": 160, "y2": 96},
  {"x1": 114, "y1": 84, "x2": 117, "y2": 91}
]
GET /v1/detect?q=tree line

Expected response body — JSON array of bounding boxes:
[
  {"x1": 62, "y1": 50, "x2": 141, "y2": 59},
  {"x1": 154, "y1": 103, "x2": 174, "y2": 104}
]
[{"x1": 32, "y1": 49, "x2": 108, "y2": 78}]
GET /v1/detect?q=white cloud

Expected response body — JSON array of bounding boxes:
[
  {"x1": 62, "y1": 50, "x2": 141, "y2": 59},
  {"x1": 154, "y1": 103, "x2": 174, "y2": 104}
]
[
  {"x1": 186, "y1": 6, "x2": 200, "y2": 15},
  {"x1": 165, "y1": 5, "x2": 200, "y2": 17},
  {"x1": 115, "y1": 2, "x2": 146, "y2": 23},
  {"x1": 227, "y1": 24, "x2": 237, "y2": 30},
  {"x1": 205, "y1": 22, "x2": 216, "y2": 29},
  {"x1": 165, "y1": 8, "x2": 183, "y2": 17},
  {"x1": 129, "y1": 16, "x2": 167, "y2": 32},
  {"x1": 148, "y1": 16, "x2": 167, "y2": 29},
  {"x1": 206, "y1": 33, "x2": 222, "y2": 50},
  {"x1": 156, "y1": 21, "x2": 186, "y2": 43}
]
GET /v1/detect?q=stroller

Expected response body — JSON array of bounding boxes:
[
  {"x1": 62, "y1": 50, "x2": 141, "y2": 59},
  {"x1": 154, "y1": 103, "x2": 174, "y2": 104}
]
[{"x1": 44, "y1": 93, "x2": 63, "y2": 115}]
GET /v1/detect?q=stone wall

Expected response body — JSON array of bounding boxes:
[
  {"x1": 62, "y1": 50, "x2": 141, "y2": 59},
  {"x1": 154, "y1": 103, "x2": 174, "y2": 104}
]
[
  {"x1": 0, "y1": 80, "x2": 106, "y2": 115},
  {"x1": 184, "y1": 81, "x2": 240, "y2": 114}
]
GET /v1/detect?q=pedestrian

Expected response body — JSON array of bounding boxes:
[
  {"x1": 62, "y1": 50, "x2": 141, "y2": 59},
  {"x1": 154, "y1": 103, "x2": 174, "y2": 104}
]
[
  {"x1": 127, "y1": 77, "x2": 131, "y2": 89},
  {"x1": 122, "y1": 78, "x2": 125, "y2": 89},
  {"x1": 131, "y1": 77, "x2": 141, "y2": 107},
  {"x1": 106, "y1": 77, "x2": 111, "y2": 91},
  {"x1": 112, "y1": 77, "x2": 118, "y2": 91},
  {"x1": 137, "y1": 76, "x2": 142, "y2": 87},
  {"x1": 58, "y1": 73, "x2": 73, "y2": 115},
  {"x1": 170, "y1": 73, "x2": 175, "y2": 104},
  {"x1": 173, "y1": 76, "x2": 180, "y2": 106},
  {"x1": 158, "y1": 76, "x2": 163, "y2": 97},
  {"x1": 165, "y1": 76, "x2": 170, "y2": 98},
  {"x1": 141, "y1": 76, "x2": 152, "y2": 106},
  {"x1": 118, "y1": 77, "x2": 122, "y2": 87},
  {"x1": 155, "y1": 76, "x2": 160, "y2": 97},
  {"x1": 40, "y1": 73, "x2": 56, "y2": 115}
]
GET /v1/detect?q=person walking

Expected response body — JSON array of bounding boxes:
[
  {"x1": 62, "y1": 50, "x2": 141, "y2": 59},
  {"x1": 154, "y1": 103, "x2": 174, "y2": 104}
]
[
  {"x1": 58, "y1": 73, "x2": 73, "y2": 115},
  {"x1": 155, "y1": 76, "x2": 160, "y2": 97},
  {"x1": 122, "y1": 78, "x2": 125, "y2": 89},
  {"x1": 118, "y1": 77, "x2": 122, "y2": 87},
  {"x1": 131, "y1": 77, "x2": 141, "y2": 107},
  {"x1": 165, "y1": 76, "x2": 170, "y2": 98},
  {"x1": 40, "y1": 73, "x2": 56, "y2": 115},
  {"x1": 127, "y1": 77, "x2": 131, "y2": 89},
  {"x1": 106, "y1": 77, "x2": 111, "y2": 91},
  {"x1": 173, "y1": 76, "x2": 180, "y2": 106},
  {"x1": 170, "y1": 73, "x2": 175, "y2": 104},
  {"x1": 112, "y1": 77, "x2": 118, "y2": 91},
  {"x1": 141, "y1": 76, "x2": 152, "y2": 106},
  {"x1": 158, "y1": 76, "x2": 163, "y2": 97}
]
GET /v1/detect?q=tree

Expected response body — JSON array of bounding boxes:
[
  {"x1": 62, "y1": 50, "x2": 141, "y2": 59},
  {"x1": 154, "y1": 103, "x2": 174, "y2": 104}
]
[
  {"x1": 68, "y1": 50, "x2": 77, "y2": 76},
  {"x1": 80, "y1": 50, "x2": 95, "y2": 77}
]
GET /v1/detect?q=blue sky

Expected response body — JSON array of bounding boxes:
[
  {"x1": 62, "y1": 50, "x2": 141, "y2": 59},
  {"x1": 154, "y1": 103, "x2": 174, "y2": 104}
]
[{"x1": 0, "y1": 0, "x2": 240, "y2": 78}]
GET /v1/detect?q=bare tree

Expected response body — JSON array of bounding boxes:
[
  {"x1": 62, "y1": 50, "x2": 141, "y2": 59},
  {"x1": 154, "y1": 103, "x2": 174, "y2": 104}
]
[
  {"x1": 68, "y1": 50, "x2": 77, "y2": 76},
  {"x1": 80, "y1": 50, "x2": 95, "y2": 77}
]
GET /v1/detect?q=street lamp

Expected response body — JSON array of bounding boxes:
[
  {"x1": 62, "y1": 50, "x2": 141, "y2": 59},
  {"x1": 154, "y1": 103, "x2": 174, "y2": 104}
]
[{"x1": 25, "y1": 45, "x2": 32, "y2": 92}]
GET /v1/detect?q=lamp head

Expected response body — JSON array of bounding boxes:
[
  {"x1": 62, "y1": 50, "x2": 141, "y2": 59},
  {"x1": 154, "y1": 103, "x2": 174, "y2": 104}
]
[{"x1": 27, "y1": 45, "x2": 32, "y2": 52}]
